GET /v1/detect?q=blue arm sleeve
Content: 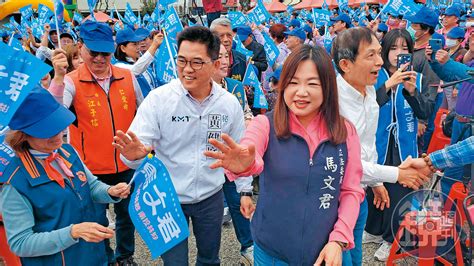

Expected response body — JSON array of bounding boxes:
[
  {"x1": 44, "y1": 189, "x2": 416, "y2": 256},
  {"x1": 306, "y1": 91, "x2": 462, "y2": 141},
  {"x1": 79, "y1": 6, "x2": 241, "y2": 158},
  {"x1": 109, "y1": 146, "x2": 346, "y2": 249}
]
[
  {"x1": 81, "y1": 160, "x2": 120, "y2": 204},
  {"x1": 429, "y1": 59, "x2": 473, "y2": 83},
  {"x1": 430, "y1": 136, "x2": 474, "y2": 169}
]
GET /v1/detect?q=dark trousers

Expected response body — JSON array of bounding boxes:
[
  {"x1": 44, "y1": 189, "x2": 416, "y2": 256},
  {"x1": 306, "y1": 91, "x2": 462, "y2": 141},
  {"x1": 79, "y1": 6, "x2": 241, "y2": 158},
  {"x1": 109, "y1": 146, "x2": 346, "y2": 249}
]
[
  {"x1": 96, "y1": 169, "x2": 135, "y2": 263},
  {"x1": 206, "y1": 12, "x2": 221, "y2": 27},
  {"x1": 161, "y1": 189, "x2": 224, "y2": 266},
  {"x1": 223, "y1": 177, "x2": 253, "y2": 252},
  {"x1": 365, "y1": 182, "x2": 413, "y2": 243}
]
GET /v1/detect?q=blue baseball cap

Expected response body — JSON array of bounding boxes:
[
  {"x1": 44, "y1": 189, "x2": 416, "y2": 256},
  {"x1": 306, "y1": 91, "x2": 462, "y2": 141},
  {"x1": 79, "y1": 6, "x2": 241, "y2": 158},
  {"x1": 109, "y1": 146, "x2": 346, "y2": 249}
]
[
  {"x1": 406, "y1": 6, "x2": 439, "y2": 28},
  {"x1": 284, "y1": 28, "x2": 306, "y2": 42},
  {"x1": 444, "y1": 6, "x2": 461, "y2": 17},
  {"x1": 431, "y1": 32, "x2": 446, "y2": 47},
  {"x1": 236, "y1": 26, "x2": 252, "y2": 42},
  {"x1": 377, "y1": 23, "x2": 388, "y2": 32},
  {"x1": 447, "y1": 27, "x2": 465, "y2": 39},
  {"x1": 332, "y1": 13, "x2": 352, "y2": 28},
  {"x1": 135, "y1": 28, "x2": 150, "y2": 40},
  {"x1": 302, "y1": 24, "x2": 312, "y2": 34},
  {"x1": 269, "y1": 66, "x2": 283, "y2": 82},
  {"x1": 9, "y1": 86, "x2": 76, "y2": 138},
  {"x1": 116, "y1": 28, "x2": 144, "y2": 45},
  {"x1": 289, "y1": 19, "x2": 301, "y2": 28},
  {"x1": 79, "y1": 20, "x2": 115, "y2": 53}
]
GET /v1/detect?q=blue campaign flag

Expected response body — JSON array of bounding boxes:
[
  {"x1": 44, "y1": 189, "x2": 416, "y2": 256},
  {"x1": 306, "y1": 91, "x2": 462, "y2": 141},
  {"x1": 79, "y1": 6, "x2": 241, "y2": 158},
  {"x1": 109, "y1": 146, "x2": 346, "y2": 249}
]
[
  {"x1": 30, "y1": 17, "x2": 43, "y2": 39},
  {"x1": 155, "y1": 34, "x2": 177, "y2": 84},
  {"x1": 54, "y1": 0, "x2": 65, "y2": 28},
  {"x1": 228, "y1": 11, "x2": 249, "y2": 27},
  {"x1": 249, "y1": 0, "x2": 272, "y2": 25},
  {"x1": 8, "y1": 38, "x2": 24, "y2": 51},
  {"x1": 20, "y1": 5, "x2": 34, "y2": 22},
  {"x1": 226, "y1": 79, "x2": 247, "y2": 110},
  {"x1": 128, "y1": 155, "x2": 189, "y2": 259},
  {"x1": 151, "y1": 3, "x2": 162, "y2": 23},
  {"x1": 287, "y1": 5, "x2": 294, "y2": 13},
  {"x1": 160, "y1": 0, "x2": 178, "y2": 7},
  {"x1": 261, "y1": 32, "x2": 280, "y2": 67},
  {"x1": 163, "y1": 7, "x2": 183, "y2": 42},
  {"x1": 234, "y1": 35, "x2": 253, "y2": 61},
  {"x1": 73, "y1": 12, "x2": 83, "y2": 24},
  {"x1": 312, "y1": 8, "x2": 331, "y2": 23},
  {"x1": 38, "y1": 4, "x2": 54, "y2": 25},
  {"x1": 143, "y1": 14, "x2": 151, "y2": 25},
  {"x1": 242, "y1": 64, "x2": 268, "y2": 109},
  {"x1": 124, "y1": 3, "x2": 139, "y2": 26},
  {"x1": 0, "y1": 42, "x2": 52, "y2": 129},
  {"x1": 109, "y1": 8, "x2": 114, "y2": 20},
  {"x1": 381, "y1": 0, "x2": 421, "y2": 17},
  {"x1": 87, "y1": 0, "x2": 97, "y2": 21},
  {"x1": 322, "y1": 0, "x2": 329, "y2": 10}
]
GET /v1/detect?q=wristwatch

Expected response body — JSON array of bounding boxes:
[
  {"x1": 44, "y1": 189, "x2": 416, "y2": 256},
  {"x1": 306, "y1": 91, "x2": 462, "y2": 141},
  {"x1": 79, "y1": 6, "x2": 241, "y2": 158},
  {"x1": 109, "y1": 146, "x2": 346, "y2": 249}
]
[
  {"x1": 334, "y1": 241, "x2": 348, "y2": 250},
  {"x1": 240, "y1": 191, "x2": 253, "y2": 197}
]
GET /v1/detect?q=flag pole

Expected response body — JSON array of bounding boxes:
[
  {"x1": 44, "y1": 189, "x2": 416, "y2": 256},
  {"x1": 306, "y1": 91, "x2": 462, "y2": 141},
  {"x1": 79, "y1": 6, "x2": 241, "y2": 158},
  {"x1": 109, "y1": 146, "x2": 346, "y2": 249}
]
[
  {"x1": 53, "y1": 0, "x2": 62, "y2": 50},
  {"x1": 162, "y1": 29, "x2": 178, "y2": 79}
]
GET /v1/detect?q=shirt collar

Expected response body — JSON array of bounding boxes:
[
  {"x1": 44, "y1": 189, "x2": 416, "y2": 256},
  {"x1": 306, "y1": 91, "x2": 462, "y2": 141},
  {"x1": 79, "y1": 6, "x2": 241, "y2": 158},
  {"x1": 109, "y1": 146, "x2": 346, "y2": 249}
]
[
  {"x1": 178, "y1": 79, "x2": 218, "y2": 103},
  {"x1": 90, "y1": 66, "x2": 112, "y2": 81},
  {"x1": 29, "y1": 149, "x2": 58, "y2": 160},
  {"x1": 337, "y1": 75, "x2": 367, "y2": 100}
]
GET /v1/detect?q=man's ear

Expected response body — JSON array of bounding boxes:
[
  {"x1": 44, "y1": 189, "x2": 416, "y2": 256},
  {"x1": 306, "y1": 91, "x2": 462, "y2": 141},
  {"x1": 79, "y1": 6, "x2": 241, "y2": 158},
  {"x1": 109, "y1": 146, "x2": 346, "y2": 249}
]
[
  {"x1": 213, "y1": 58, "x2": 221, "y2": 70},
  {"x1": 338, "y1": 58, "x2": 352, "y2": 74}
]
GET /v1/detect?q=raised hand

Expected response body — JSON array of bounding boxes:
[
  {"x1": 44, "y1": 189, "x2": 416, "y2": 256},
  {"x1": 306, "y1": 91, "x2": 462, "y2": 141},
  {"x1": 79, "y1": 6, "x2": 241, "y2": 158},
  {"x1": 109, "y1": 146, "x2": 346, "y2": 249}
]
[
  {"x1": 203, "y1": 133, "x2": 256, "y2": 174},
  {"x1": 371, "y1": 185, "x2": 390, "y2": 210},
  {"x1": 70, "y1": 222, "x2": 114, "y2": 243},
  {"x1": 435, "y1": 50, "x2": 450, "y2": 65},
  {"x1": 51, "y1": 49, "x2": 68, "y2": 80},
  {"x1": 112, "y1": 130, "x2": 152, "y2": 161}
]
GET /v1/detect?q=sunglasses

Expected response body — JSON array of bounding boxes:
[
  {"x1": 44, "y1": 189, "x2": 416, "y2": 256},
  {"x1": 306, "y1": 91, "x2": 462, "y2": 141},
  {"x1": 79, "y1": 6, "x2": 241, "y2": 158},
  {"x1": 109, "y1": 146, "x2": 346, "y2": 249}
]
[{"x1": 86, "y1": 47, "x2": 111, "y2": 57}]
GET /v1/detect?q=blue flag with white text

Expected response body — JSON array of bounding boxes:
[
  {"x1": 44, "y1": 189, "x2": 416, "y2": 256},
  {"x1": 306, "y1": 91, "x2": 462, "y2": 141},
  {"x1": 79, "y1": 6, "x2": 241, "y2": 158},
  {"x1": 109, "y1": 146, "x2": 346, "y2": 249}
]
[
  {"x1": 124, "y1": 3, "x2": 139, "y2": 26},
  {"x1": 228, "y1": 11, "x2": 249, "y2": 27},
  {"x1": 20, "y1": 5, "x2": 34, "y2": 22},
  {"x1": 73, "y1": 12, "x2": 83, "y2": 24},
  {"x1": 234, "y1": 36, "x2": 253, "y2": 61},
  {"x1": 128, "y1": 155, "x2": 189, "y2": 259},
  {"x1": 312, "y1": 8, "x2": 331, "y2": 23},
  {"x1": 163, "y1": 7, "x2": 183, "y2": 43},
  {"x1": 381, "y1": 0, "x2": 421, "y2": 17},
  {"x1": 38, "y1": 4, "x2": 54, "y2": 24},
  {"x1": 0, "y1": 42, "x2": 52, "y2": 129},
  {"x1": 261, "y1": 32, "x2": 280, "y2": 67},
  {"x1": 248, "y1": 0, "x2": 272, "y2": 24},
  {"x1": 155, "y1": 35, "x2": 177, "y2": 84},
  {"x1": 54, "y1": 0, "x2": 65, "y2": 29},
  {"x1": 243, "y1": 64, "x2": 268, "y2": 109}
]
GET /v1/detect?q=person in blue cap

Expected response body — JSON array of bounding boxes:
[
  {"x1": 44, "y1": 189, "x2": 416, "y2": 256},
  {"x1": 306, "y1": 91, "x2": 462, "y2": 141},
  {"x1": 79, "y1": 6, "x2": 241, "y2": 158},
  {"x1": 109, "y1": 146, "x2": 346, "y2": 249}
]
[
  {"x1": 236, "y1": 25, "x2": 268, "y2": 81},
  {"x1": 376, "y1": 23, "x2": 388, "y2": 41},
  {"x1": 440, "y1": 5, "x2": 461, "y2": 37},
  {"x1": 48, "y1": 19, "x2": 144, "y2": 266},
  {"x1": 288, "y1": 18, "x2": 301, "y2": 30},
  {"x1": 284, "y1": 28, "x2": 306, "y2": 53},
  {"x1": 302, "y1": 24, "x2": 314, "y2": 45},
  {"x1": 406, "y1": 6, "x2": 444, "y2": 153},
  {"x1": 332, "y1": 13, "x2": 352, "y2": 35},
  {"x1": 446, "y1": 26, "x2": 467, "y2": 62},
  {"x1": 114, "y1": 27, "x2": 164, "y2": 97},
  {"x1": 386, "y1": 12, "x2": 402, "y2": 31},
  {"x1": 135, "y1": 28, "x2": 151, "y2": 54},
  {"x1": 1, "y1": 86, "x2": 131, "y2": 266}
]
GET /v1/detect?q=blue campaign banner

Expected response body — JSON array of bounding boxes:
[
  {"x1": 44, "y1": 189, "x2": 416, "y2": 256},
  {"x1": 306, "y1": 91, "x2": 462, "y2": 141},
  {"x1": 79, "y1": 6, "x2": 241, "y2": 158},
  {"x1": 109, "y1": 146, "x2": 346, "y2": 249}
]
[
  {"x1": 87, "y1": 0, "x2": 97, "y2": 21},
  {"x1": 20, "y1": 5, "x2": 34, "y2": 22},
  {"x1": 128, "y1": 155, "x2": 189, "y2": 259},
  {"x1": 243, "y1": 64, "x2": 268, "y2": 109},
  {"x1": 0, "y1": 42, "x2": 52, "y2": 129},
  {"x1": 8, "y1": 38, "x2": 24, "y2": 51},
  {"x1": 124, "y1": 3, "x2": 139, "y2": 26},
  {"x1": 234, "y1": 36, "x2": 253, "y2": 61},
  {"x1": 381, "y1": 0, "x2": 421, "y2": 17},
  {"x1": 31, "y1": 17, "x2": 43, "y2": 39},
  {"x1": 38, "y1": 4, "x2": 54, "y2": 25},
  {"x1": 155, "y1": 34, "x2": 177, "y2": 84},
  {"x1": 73, "y1": 12, "x2": 83, "y2": 24},
  {"x1": 163, "y1": 7, "x2": 183, "y2": 43},
  {"x1": 261, "y1": 31, "x2": 280, "y2": 67},
  {"x1": 249, "y1": 0, "x2": 272, "y2": 25},
  {"x1": 160, "y1": 0, "x2": 178, "y2": 7},
  {"x1": 54, "y1": 0, "x2": 65, "y2": 27},
  {"x1": 253, "y1": 81, "x2": 268, "y2": 109},
  {"x1": 312, "y1": 8, "x2": 331, "y2": 23},
  {"x1": 228, "y1": 11, "x2": 249, "y2": 27}
]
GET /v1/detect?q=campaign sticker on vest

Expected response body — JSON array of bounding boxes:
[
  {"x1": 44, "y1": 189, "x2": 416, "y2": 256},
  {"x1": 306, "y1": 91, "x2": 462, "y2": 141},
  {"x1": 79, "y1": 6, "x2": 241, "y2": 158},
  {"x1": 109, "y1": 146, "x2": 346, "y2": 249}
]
[
  {"x1": 76, "y1": 170, "x2": 87, "y2": 186},
  {"x1": 128, "y1": 155, "x2": 189, "y2": 259}
]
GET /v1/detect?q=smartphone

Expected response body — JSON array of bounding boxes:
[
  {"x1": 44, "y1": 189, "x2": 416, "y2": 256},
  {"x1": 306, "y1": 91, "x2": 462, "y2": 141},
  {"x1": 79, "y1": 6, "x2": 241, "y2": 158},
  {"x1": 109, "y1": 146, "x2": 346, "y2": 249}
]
[
  {"x1": 397, "y1": 54, "x2": 412, "y2": 71},
  {"x1": 429, "y1": 39, "x2": 443, "y2": 61}
]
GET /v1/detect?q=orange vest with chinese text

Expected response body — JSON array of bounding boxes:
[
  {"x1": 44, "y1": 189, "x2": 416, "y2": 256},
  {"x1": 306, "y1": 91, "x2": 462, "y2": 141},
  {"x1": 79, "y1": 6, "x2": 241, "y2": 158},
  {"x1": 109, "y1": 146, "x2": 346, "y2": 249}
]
[{"x1": 67, "y1": 64, "x2": 136, "y2": 174}]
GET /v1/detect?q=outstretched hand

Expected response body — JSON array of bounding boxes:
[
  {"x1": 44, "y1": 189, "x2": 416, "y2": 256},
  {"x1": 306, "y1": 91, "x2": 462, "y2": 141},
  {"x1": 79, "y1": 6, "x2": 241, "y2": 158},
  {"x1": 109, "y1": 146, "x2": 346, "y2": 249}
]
[
  {"x1": 203, "y1": 133, "x2": 256, "y2": 174},
  {"x1": 112, "y1": 130, "x2": 152, "y2": 161}
]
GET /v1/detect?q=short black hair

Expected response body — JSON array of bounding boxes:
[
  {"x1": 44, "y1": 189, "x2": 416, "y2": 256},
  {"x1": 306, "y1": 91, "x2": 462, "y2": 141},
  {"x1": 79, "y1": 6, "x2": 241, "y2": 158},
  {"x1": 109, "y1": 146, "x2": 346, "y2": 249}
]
[
  {"x1": 419, "y1": 23, "x2": 435, "y2": 35},
  {"x1": 177, "y1": 26, "x2": 220, "y2": 60},
  {"x1": 331, "y1": 27, "x2": 376, "y2": 74},
  {"x1": 114, "y1": 42, "x2": 131, "y2": 62}
]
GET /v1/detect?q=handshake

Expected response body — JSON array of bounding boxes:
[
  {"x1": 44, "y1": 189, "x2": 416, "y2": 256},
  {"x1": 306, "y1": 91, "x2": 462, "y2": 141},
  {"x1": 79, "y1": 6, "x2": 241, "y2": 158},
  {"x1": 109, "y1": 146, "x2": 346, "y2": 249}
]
[{"x1": 397, "y1": 155, "x2": 435, "y2": 190}]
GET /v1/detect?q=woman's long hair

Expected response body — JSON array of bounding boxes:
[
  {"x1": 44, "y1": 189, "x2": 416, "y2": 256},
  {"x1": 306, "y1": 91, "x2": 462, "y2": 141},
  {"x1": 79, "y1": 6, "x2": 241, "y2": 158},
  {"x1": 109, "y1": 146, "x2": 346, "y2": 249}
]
[
  {"x1": 273, "y1": 45, "x2": 347, "y2": 144},
  {"x1": 381, "y1": 29, "x2": 414, "y2": 72}
]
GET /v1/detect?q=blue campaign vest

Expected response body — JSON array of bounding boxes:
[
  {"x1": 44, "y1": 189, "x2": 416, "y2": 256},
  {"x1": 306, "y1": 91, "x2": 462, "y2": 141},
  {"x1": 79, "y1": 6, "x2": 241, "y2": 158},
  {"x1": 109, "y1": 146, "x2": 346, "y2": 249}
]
[
  {"x1": 251, "y1": 113, "x2": 348, "y2": 265},
  {"x1": 116, "y1": 60, "x2": 156, "y2": 98},
  {"x1": 224, "y1": 77, "x2": 246, "y2": 111},
  {"x1": 2, "y1": 144, "x2": 107, "y2": 266},
  {"x1": 375, "y1": 68, "x2": 422, "y2": 164}
]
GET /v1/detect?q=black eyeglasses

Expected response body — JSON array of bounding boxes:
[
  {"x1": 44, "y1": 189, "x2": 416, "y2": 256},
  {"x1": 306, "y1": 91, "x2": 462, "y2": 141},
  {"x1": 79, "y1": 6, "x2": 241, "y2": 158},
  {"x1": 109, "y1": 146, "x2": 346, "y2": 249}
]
[
  {"x1": 86, "y1": 47, "x2": 111, "y2": 57},
  {"x1": 175, "y1": 57, "x2": 212, "y2": 70}
]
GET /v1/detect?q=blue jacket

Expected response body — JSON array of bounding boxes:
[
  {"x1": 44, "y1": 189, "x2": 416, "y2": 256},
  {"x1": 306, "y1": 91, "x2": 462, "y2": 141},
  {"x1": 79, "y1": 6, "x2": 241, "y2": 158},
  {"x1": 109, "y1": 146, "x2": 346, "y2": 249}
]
[
  {"x1": 1, "y1": 144, "x2": 108, "y2": 266},
  {"x1": 251, "y1": 113, "x2": 348, "y2": 265},
  {"x1": 375, "y1": 69, "x2": 423, "y2": 164},
  {"x1": 230, "y1": 49, "x2": 247, "y2": 82},
  {"x1": 115, "y1": 60, "x2": 156, "y2": 98}
]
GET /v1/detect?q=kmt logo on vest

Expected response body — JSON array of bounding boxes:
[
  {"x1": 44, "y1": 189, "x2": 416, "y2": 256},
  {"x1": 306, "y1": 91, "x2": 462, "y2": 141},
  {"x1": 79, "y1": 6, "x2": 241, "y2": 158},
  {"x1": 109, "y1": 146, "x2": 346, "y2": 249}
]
[
  {"x1": 76, "y1": 171, "x2": 87, "y2": 186},
  {"x1": 171, "y1": 116, "x2": 190, "y2": 122}
]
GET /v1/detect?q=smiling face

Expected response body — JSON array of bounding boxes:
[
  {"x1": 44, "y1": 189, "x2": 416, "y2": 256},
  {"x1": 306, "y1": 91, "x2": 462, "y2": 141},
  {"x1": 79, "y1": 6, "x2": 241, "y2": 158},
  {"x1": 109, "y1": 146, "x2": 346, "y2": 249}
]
[
  {"x1": 177, "y1": 40, "x2": 219, "y2": 99},
  {"x1": 443, "y1": 15, "x2": 458, "y2": 28},
  {"x1": 27, "y1": 133, "x2": 63, "y2": 153},
  {"x1": 283, "y1": 60, "x2": 323, "y2": 126},
  {"x1": 79, "y1": 43, "x2": 111, "y2": 76},
  {"x1": 213, "y1": 44, "x2": 229, "y2": 82}
]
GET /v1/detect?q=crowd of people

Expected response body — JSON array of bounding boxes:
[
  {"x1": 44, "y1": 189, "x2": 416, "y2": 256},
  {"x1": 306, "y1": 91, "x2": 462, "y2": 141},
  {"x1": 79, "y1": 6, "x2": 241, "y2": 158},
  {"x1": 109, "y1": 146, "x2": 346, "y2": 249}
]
[{"x1": 0, "y1": 1, "x2": 474, "y2": 266}]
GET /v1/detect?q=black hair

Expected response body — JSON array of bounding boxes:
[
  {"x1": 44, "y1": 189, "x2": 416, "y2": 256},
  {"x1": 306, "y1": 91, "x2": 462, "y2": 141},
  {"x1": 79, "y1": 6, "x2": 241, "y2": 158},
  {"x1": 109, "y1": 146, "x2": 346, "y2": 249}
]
[
  {"x1": 380, "y1": 29, "x2": 414, "y2": 72},
  {"x1": 331, "y1": 27, "x2": 376, "y2": 74},
  {"x1": 419, "y1": 23, "x2": 435, "y2": 35},
  {"x1": 114, "y1": 41, "x2": 131, "y2": 62},
  {"x1": 177, "y1": 26, "x2": 220, "y2": 60}
]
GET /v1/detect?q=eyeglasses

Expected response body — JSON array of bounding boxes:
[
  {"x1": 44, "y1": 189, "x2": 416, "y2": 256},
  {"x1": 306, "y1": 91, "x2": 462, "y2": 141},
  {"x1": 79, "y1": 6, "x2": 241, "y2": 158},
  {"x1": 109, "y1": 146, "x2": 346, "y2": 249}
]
[
  {"x1": 176, "y1": 57, "x2": 213, "y2": 70},
  {"x1": 85, "y1": 47, "x2": 111, "y2": 57}
]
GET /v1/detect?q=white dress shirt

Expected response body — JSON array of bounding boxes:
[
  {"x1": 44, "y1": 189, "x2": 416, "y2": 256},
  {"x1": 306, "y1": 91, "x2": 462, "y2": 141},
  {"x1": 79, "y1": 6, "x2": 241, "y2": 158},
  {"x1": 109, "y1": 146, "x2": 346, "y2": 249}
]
[{"x1": 337, "y1": 75, "x2": 399, "y2": 186}]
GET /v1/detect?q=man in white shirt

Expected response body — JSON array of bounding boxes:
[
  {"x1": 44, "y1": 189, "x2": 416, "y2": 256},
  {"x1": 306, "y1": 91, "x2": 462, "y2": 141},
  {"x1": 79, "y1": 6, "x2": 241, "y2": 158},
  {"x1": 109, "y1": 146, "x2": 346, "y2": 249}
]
[
  {"x1": 331, "y1": 27, "x2": 431, "y2": 264},
  {"x1": 113, "y1": 26, "x2": 245, "y2": 265}
]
